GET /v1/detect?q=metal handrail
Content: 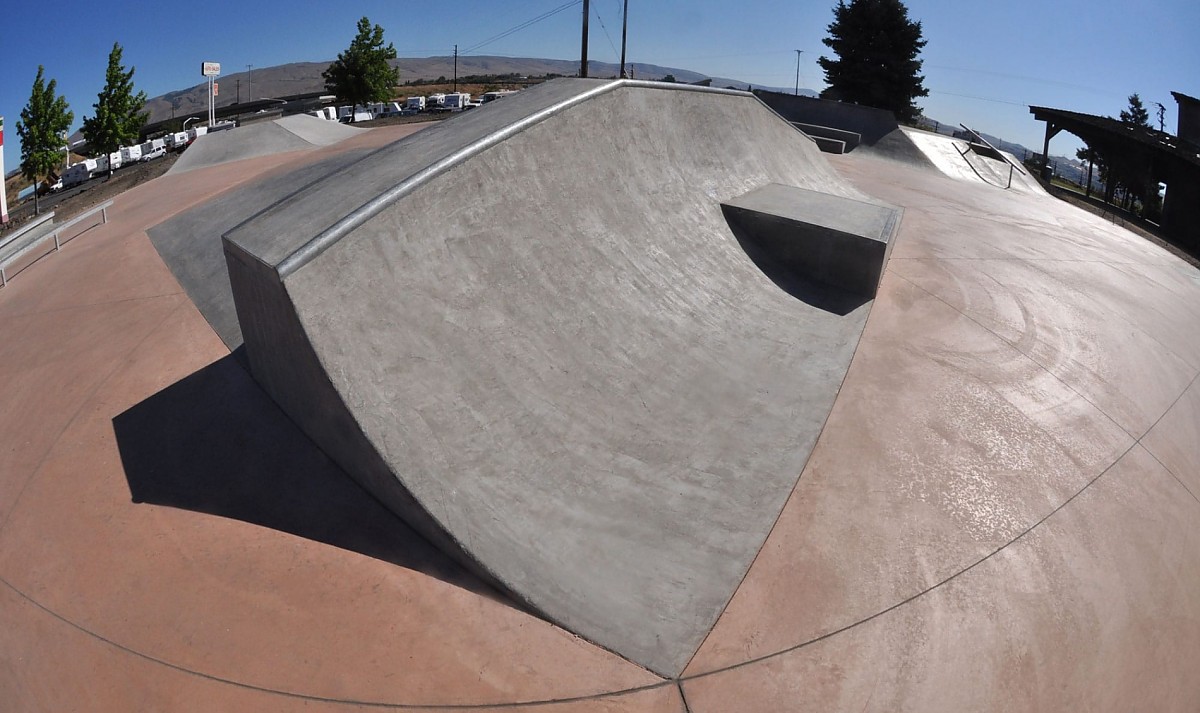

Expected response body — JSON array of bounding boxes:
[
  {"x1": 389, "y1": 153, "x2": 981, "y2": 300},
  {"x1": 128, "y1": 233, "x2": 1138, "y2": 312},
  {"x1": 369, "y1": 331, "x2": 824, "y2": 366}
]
[
  {"x1": 0, "y1": 212, "x2": 56, "y2": 252},
  {"x1": 0, "y1": 200, "x2": 113, "y2": 287}
]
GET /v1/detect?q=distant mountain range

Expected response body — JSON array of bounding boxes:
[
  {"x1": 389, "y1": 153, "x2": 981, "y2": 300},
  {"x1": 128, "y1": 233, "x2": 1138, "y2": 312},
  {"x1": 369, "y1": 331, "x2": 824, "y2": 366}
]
[{"x1": 143, "y1": 55, "x2": 815, "y2": 123}]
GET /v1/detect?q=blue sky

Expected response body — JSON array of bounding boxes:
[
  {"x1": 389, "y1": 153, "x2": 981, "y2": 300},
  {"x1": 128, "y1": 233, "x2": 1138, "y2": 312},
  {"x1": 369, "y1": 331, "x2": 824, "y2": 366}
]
[{"x1": 3, "y1": 0, "x2": 1198, "y2": 175}]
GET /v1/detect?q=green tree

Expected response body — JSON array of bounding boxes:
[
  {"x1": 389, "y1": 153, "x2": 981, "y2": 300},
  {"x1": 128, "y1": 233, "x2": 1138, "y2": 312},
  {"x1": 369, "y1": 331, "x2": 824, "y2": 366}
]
[
  {"x1": 661, "y1": 74, "x2": 677, "y2": 83},
  {"x1": 1119, "y1": 93, "x2": 1151, "y2": 128},
  {"x1": 817, "y1": 0, "x2": 929, "y2": 123},
  {"x1": 16, "y1": 66, "x2": 74, "y2": 216},
  {"x1": 81, "y1": 42, "x2": 148, "y2": 176},
  {"x1": 322, "y1": 17, "x2": 399, "y2": 122}
]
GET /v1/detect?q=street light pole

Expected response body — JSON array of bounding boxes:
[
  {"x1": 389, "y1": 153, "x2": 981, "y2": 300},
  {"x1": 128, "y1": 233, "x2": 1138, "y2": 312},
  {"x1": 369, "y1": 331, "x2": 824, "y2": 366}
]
[
  {"x1": 580, "y1": 0, "x2": 590, "y2": 78},
  {"x1": 794, "y1": 49, "x2": 802, "y2": 96},
  {"x1": 619, "y1": 0, "x2": 629, "y2": 79},
  {"x1": 247, "y1": 64, "x2": 253, "y2": 102}
]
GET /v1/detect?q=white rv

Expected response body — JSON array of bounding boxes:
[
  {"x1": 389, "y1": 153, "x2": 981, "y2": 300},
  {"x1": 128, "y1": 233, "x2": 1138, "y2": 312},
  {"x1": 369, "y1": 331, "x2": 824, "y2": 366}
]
[
  {"x1": 120, "y1": 145, "x2": 143, "y2": 163},
  {"x1": 480, "y1": 90, "x2": 518, "y2": 104},
  {"x1": 442, "y1": 93, "x2": 471, "y2": 112},
  {"x1": 404, "y1": 96, "x2": 426, "y2": 114},
  {"x1": 61, "y1": 159, "x2": 98, "y2": 188},
  {"x1": 426, "y1": 93, "x2": 446, "y2": 111}
]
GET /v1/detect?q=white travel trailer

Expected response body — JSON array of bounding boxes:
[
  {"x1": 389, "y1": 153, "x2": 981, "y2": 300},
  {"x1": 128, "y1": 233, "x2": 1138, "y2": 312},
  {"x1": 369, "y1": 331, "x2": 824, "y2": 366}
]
[
  {"x1": 61, "y1": 159, "x2": 98, "y2": 188},
  {"x1": 165, "y1": 131, "x2": 189, "y2": 150},
  {"x1": 120, "y1": 145, "x2": 143, "y2": 163},
  {"x1": 480, "y1": 90, "x2": 518, "y2": 103},
  {"x1": 426, "y1": 93, "x2": 446, "y2": 110},
  {"x1": 442, "y1": 93, "x2": 471, "y2": 112},
  {"x1": 337, "y1": 105, "x2": 374, "y2": 122},
  {"x1": 404, "y1": 96, "x2": 425, "y2": 113}
]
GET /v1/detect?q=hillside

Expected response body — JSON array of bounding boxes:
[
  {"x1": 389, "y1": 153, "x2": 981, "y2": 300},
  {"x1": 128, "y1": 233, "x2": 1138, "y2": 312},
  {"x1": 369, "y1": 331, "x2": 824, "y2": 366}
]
[{"x1": 143, "y1": 55, "x2": 814, "y2": 123}]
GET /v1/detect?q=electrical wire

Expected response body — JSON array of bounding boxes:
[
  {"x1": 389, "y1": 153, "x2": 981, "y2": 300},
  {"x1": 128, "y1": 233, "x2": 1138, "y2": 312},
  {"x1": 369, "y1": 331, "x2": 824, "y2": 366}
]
[{"x1": 463, "y1": 0, "x2": 582, "y2": 55}]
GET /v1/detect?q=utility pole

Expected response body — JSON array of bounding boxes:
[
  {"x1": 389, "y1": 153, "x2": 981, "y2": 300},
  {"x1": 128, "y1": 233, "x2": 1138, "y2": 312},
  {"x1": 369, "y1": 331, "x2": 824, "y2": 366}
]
[
  {"x1": 236, "y1": 79, "x2": 241, "y2": 104},
  {"x1": 454, "y1": 45, "x2": 458, "y2": 92},
  {"x1": 1154, "y1": 102, "x2": 1166, "y2": 132},
  {"x1": 247, "y1": 64, "x2": 253, "y2": 102},
  {"x1": 794, "y1": 50, "x2": 802, "y2": 96},
  {"x1": 580, "y1": 0, "x2": 590, "y2": 78},
  {"x1": 619, "y1": 0, "x2": 629, "y2": 79}
]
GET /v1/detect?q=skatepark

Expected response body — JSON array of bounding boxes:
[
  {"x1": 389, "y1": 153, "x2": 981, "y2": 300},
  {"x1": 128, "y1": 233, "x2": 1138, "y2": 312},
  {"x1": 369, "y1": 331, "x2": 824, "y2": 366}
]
[{"x1": 2, "y1": 79, "x2": 1199, "y2": 711}]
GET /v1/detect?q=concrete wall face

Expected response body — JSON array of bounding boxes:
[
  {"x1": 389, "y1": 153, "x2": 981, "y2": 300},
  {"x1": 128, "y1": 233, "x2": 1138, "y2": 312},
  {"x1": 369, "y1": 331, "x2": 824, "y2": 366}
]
[
  {"x1": 226, "y1": 80, "x2": 878, "y2": 676},
  {"x1": 755, "y1": 90, "x2": 900, "y2": 144}
]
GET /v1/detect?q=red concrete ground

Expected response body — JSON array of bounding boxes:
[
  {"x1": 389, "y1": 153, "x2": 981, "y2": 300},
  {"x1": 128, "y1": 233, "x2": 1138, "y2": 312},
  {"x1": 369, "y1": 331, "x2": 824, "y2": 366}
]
[{"x1": 2, "y1": 128, "x2": 1198, "y2": 711}]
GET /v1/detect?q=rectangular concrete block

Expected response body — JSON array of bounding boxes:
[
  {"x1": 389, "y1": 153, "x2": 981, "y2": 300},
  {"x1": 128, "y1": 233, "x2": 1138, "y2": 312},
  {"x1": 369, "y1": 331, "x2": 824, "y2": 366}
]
[{"x1": 721, "y1": 183, "x2": 901, "y2": 297}]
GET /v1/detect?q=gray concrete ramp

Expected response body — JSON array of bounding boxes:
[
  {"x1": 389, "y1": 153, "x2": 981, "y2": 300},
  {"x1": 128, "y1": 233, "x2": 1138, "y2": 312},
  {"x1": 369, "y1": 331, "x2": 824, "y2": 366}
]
[
  {"x1": 223, "y1": 79, "x2": 883, "y2": 676},
  {"x1": 169, "y1": 115, "x2": 363, "y2": 175}
]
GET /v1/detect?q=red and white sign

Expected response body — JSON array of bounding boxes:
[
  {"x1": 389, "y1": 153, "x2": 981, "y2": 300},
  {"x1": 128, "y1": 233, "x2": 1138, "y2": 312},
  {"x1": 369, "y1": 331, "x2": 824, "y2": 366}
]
[
  {"x1": 213, "y1": 82, "x2": 219, "y2": 97},
  {"x1": 201, "y1": 62, "x2": 221, "y2": 77}
]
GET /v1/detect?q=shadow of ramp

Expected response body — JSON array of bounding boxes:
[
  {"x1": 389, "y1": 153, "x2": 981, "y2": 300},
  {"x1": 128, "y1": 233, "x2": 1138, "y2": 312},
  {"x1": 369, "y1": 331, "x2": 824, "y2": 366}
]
[{"x1": 113, "y1": 352, "x2": 502, "y2": 602}]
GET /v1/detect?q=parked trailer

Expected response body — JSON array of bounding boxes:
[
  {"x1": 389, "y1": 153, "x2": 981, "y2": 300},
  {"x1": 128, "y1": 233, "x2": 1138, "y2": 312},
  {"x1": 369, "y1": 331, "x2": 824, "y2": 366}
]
[
  {"x1": 404, "y1": 96, "x2": 426, "y2": 114},
  {"x1": 165, "y1": 132, "x2": 189, "y2": 150},
  {"x1": 442, "y1": 93, "x2": 471, "y2": 112},
  {"x1": 426, "y1": 93, "x2": 446, "y2": 110},
  {"x1": 480, "y1": 90, "x2": 518, "y2": 103},
  {"x1": 61, "y1": 160, "x2": 97, "y2": 188},
  {"x1": 120, "y1": 145, "x2": 143, "y2": 163}
]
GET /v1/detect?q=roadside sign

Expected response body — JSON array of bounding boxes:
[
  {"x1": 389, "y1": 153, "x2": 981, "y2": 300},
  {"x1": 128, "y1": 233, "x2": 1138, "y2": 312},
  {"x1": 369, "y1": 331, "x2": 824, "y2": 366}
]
[
  {"x1": 213, "y1": 82, "x2": 219, "y2": 97},
  {"x1": 202, "y1": 62, "x2": 221, "y2": 77}
]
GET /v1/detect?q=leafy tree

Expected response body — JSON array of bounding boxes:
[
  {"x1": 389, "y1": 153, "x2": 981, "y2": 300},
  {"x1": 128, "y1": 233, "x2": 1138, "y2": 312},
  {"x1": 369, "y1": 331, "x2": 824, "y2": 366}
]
[
  {"x1": 661, "y1": 74, "x2": 677, "y2": 83},
  {"x1": 17, "y1": 66, "x2": 74, "y2": 215},
  {"x1": 81, "y1": 42, "x2": 148, "y2": 176},
  {"x1": 323, "y1": 17, "x2": 399, "y2": 121},
  {"x1": 817, "y1": 0, "x2": 929, "y2": 123}
]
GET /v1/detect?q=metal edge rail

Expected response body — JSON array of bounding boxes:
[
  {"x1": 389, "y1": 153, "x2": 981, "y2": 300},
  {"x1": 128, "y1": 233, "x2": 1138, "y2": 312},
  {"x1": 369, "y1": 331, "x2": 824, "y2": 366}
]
[
  {"x1": 276, "y1": 79, "x2": 752, "y2": 279},
  {"x1": 0, "y1": 200, "x2": 113, "y2": 287}
]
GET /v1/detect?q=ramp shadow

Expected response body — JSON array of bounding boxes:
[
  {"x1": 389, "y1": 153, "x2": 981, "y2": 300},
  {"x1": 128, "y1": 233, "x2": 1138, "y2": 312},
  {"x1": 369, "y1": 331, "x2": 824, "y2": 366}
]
[
  {"x1": 113, "y1": 351, "x2": 505, "y2": 603},
  {"x1": 724, "y1": 207, "x2": 872, "y2": 316}
]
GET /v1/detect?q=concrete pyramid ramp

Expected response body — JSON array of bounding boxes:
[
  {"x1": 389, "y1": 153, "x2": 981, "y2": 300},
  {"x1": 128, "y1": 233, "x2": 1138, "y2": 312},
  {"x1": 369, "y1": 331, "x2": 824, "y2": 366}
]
[
  {"x1": 223, "y1": 79, "x2": 885, "y2": 676},
  {"x1": 169, "y1": 115, "x2": 362, "y2": 175}
]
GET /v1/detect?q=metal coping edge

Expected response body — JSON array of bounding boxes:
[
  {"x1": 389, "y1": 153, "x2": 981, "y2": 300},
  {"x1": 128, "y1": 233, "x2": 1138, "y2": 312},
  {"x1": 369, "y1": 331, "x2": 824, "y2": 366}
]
[{"x1": 276, "y1": 79, "x2": 752, "y2": 278}]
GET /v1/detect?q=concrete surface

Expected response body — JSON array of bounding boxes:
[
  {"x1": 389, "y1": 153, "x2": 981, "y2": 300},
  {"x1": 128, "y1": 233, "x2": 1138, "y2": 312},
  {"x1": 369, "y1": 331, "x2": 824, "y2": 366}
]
[
  {"x1": 148, "y1": 123, "x2": 429, "y2": 349},
  {"x1": 722, "y1": 182, "x2": 900, "y2": 297},
  {"x1": 2, "y1": 75, "x2": 1200, "y2": 712},
  {"x1": 168, "y1": 114, "x2": 364, "y2": 175},
  {"x1": 902, "y1": 127, "x2": 1045, "y2": 193},
  {"x1": 225, "y1": 79, "x2": 874, "y2": 677}
]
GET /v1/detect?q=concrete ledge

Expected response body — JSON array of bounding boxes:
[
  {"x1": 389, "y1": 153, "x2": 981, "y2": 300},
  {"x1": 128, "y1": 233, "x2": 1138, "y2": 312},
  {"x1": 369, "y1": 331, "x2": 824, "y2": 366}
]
[{"x1": 721, "y1": 183, "x2": 900, "y2": 297}]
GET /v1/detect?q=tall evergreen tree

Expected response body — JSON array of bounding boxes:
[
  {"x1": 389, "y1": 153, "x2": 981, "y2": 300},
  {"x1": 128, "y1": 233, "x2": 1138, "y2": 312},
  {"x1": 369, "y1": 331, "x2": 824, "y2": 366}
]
[
  {"x1": 81, "y1": 42, "x2": 148, "y2": 176},
  {"x1": 323, "y1": 17, "x2": 399, "y2": 122},
  {"x1": 1119, "y1": 93, "x2": 1151, "y2": 128},
  {"x1": 17, "y1": 65, "x2": 74, "y2": 216},
  {"x1": 817, "y1": 0, "x2": 929, "y2": 123}
]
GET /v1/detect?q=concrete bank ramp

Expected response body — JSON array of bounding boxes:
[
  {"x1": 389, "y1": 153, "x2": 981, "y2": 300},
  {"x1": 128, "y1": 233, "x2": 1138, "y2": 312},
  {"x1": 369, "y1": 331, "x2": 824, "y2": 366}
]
[
  {"x1": 223, "y1": 79, "x2": 888, "y2": 676},
  {"x1": 903, "y1": 128, "x2": 1046, "y2": 193},
  {"x1": 169, "y1": 115, "x2": 362, "y2": 175}
]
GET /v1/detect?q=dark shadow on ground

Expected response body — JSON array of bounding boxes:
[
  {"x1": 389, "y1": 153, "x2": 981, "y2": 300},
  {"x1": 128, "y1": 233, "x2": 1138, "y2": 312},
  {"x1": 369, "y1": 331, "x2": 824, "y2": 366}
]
[
  {"x1": 724, "y1": 210, "x2": 872, "y2": 316},
  {"x1": 113, "y1": 351, "x2": 507, "y2": 603}
]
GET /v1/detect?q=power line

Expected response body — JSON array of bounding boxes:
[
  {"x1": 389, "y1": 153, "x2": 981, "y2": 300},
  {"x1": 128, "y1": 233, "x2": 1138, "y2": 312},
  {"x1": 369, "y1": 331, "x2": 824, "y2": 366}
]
[
  {"x1": 592, "y1": 3, "x2": 621, "y2": 61},
  {"x1": 463, "y1": 0, "x2": 583, "y2": 55}
]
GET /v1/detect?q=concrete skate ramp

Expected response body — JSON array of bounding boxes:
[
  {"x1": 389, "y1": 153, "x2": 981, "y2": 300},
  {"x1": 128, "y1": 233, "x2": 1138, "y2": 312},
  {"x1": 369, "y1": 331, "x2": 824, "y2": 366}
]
[
  {"x1": 903, "y1": 128, "x2": 1046, "y2": 193},
  {"x1": 148, "y1": 145, "x2": 387, "y2": 350},
  {"x1": 168, "y1": 115, "x2": 362, "y2": 175},
  {"x1": 223, "y1": 79, "x2": 880, "y2": 676}
]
